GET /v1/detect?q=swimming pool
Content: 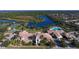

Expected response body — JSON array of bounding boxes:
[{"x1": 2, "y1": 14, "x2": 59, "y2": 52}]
[{"x1": 50, "y1": 27, "x2": 62, "y2": 30}]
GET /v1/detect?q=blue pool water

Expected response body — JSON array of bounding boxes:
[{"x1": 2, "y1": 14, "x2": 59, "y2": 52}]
[
  {"x1": 27, "y1": 16, "x2": 56, "y2": 28},
  {"x1": 50, "y1": 27, "x2": 62, "y2": 30}
]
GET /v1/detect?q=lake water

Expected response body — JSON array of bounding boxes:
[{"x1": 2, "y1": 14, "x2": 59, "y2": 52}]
[
  {"x1": 0, "y1": 16, "x2": 56, "y2": 28},
  {"x1": 0, "y1": 19, "x2": 17, "y2": 32},
  {"x1": 27, "y1": 16, "x2": 56, "y2": 28},
  {"x1": 0, "y1": 19, "x2": 17, "y2": 23}
]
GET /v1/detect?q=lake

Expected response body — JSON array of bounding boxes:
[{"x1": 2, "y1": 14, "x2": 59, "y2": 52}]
[
  {"x1": 0, "y1": 19, "x2": 17, "y2": 23},
  {"x1": 0, "y1": 16, "x2": 56, "y2": 29},
  {"x1": 27, "y1": 16, "x2": 56, "y2": 28}
]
